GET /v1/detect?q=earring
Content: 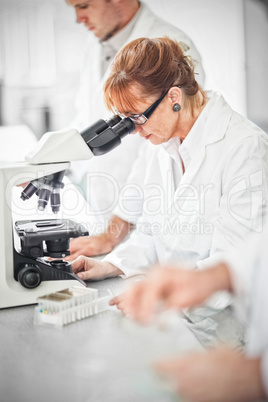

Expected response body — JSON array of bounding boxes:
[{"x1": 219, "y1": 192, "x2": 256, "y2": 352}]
[{"x1": 173, "y1": 103, "x2": 181, "y2": 112}]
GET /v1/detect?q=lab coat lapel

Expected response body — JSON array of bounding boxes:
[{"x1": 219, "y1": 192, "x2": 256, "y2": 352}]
[
  {"x1": 178, "y1": 146, "x2": 206, "y2": 188},
  {"x1": 168, "y1": 147, "x2": 206, "y2": 220},
  {"x1": 178, "y1": 93, "x2": 232, "y2": 187},
  {"x1": 161, "y1": 95, "x2": 232, "y2": 254},
  {"x1": 158, "y1": 148, "x2": 176, "y2": 200},
  {"x1": 171, "y1": 94, "x2": 232, "y2": 212}
]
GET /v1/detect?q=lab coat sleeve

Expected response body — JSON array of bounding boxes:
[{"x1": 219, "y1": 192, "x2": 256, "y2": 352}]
[
  {"x1": 218, "y1": 230, "x2": 261, "y2": 325},
  {"x1": 102, "y1": 221, "x2": 158, "y2": 277},
  {"x1": 234, "y1": 237, "x2": 268, "y2": 398},
  {"x1": 226, "y1": 222, "x2": 268, "y2": 395},
  {"x1": 223, "y1": 229, "x2": 261, "y2": 298},
  {"x1": 248, "y1": 246, "x2": 268, "y2": 399},
  {"x1": 197, "y1": 134, "x2": 268, "y2": 272}
]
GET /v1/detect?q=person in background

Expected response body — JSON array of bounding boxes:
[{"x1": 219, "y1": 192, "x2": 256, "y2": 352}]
[
  {"x1": 109, "y1": 224, "x2": 268, "y2": 402},
  {"x1": 65, "y1": 0, "x2": 205, "y2": 259},
  {"x1": 71, "y1": 36, "x2": 268, "y2": 345}
]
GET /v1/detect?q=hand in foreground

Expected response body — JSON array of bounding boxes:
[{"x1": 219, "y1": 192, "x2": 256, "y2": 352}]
[
  {"x1": 72, "y1": 256, "x2": 123, "y2": 281},
  {"x1": 65, "y1": 234, "x2": 114, "y2": 261},
  {"x1": 155, "y1": 346, "x2": 264, "y2": 402},
  {"x1": 109, "y1": 264, "x2": 231, "y2": 323}
]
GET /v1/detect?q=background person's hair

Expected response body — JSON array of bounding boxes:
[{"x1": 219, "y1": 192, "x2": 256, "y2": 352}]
[{"x1": 104, "y1": 36, "x2": 205, "y2": 116}]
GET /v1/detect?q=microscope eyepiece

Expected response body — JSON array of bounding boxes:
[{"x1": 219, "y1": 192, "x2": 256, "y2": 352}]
[
  {"x1": 81, "y1": 116, "x2": 135, "y2": 156},
  {"x1": 20, "y1": 113, "x2": 134, "y2": 213},
  {"x1": 80, "y1": 114, "x2": 123, "y2": 145},
  {"x1": 113, "y1": 117, "x2": 135, "y2": 139},
  {"x1": 106, "y1": 114, "x2": 122, "y2": 127}
]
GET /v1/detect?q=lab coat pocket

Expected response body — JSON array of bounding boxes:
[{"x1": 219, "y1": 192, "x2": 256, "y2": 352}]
[
  {"x1": 158, "y1": 213, "x2": 212, "y2": 254},
  {"x1": 172, "y1": 192, "x2": 219, "y2": 253},
  {"x1": 189, "y1": 191, "x2": 220, "y2": 252}
]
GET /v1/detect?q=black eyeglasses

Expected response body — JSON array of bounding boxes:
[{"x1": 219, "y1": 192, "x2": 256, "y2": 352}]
[{"x1": 117, "y1": 90, "x2": 168, "y2": 125}]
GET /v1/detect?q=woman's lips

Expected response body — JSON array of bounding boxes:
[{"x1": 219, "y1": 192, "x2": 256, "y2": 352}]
[
  {"x1": 86, "y1": 25, "x2": 95, "y2": 31},
  {"x1": 139, "y1": 132, "x2": 152, "y2": 140}
]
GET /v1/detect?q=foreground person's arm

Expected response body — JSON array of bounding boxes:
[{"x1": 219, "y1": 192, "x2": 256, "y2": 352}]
[
  {"x1": 110, "y1": 263, "x2": 232, "y2": 322},
  {"x1": 65, "y1": 215, "x2": 134, "y2": 261},
  {"x1": 155, "y1": 346, "x2": 265, "y2": 402}
]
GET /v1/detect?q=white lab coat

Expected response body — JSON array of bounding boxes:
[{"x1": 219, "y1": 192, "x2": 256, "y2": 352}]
[
  {"x1": 225, "y1": 222, "x2": 268, "y2": 397},
  {"x1": 104, "y1": 92, "x2": 268, "y2": 318},
  {"x1": 71, "y1": 2, "x2": 205, "y2": 224}
]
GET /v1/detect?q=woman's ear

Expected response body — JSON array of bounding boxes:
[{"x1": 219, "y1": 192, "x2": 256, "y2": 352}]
[{"x1": 168, "y1": 86, "x2": 181, "y2": 106}]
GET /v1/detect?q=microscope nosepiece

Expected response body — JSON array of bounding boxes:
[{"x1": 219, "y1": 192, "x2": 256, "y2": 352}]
[
  {"x1": 21, "y1": 171, "x2": 65, "y2": 213},
  {"x1": 20, "y1": 181, "x2": 39, "y2": 201},
  {"x1": 50, "y1": 189, "x2": 61, "y2": 214},
  {"x1": 37, "y1": 187, "x2": 52, "y2": 212}
]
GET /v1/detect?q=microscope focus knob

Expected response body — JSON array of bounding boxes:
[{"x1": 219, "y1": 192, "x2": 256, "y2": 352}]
[{"x1": 18, "y1": 265, "x2": 42, "y2": 289}]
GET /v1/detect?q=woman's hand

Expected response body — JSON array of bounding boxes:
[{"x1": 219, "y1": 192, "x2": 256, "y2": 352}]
[
  {"x1": 65, "y1": 234, "x2": 114, "y2": 261},
  {"x1": 72, "y1": 256, "x2": 123, "y2": 281},
  {"x1": 65, "y1": 216, "x2": 133, "y2": 261},
  {"x1": 155, "y1": 347, "x2": 264, "y2": 402},
  {"x1": 109, "y1": 263, "x2": 232, "y2": 323}
]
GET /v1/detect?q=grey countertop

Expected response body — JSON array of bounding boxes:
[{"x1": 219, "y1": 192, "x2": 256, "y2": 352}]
[{"x1": 0, "y1": 277, "x2": 202, "y2": 402}]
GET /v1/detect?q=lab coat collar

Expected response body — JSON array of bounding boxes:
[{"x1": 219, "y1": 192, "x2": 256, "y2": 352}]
[
  {"x1": 179, "y1": 95, "x2": 210, "y2": 165},
  {"x1": 202, "y1": 91, "x2": 233, "y2": 146},
  {"x1": 159, "y1": 92, "x2": 233, "y2": 195},
  {"x1": 180, "y1": 91, "x2": 231, "y2": 159},
  {"x1": 180, "y1": 92, "x2": 232, "y2": 184},
  {"x1": 179, "y1": 91, "x2": 232, "y2": 173}
]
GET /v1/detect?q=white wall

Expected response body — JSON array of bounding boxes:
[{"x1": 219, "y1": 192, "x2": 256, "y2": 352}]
[
  {"x1": 143, "y1": 0, "x2": 247, "y2": 115},
  {"x1": 244, "y1": 0, "x2": 268, "y2": 132},
  {"x1": 0, "y1": 0, "x2": 88, "y2": 136},
  {"x1": 0, "y1": 0, "x2": 251, "y2": 136}
]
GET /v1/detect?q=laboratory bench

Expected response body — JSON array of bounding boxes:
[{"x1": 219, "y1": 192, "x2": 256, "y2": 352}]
[
  {"x1": 0, "y1": 276, "x2": 203, "y2": 402},
  {"x1": 0, "y1": 125, "x2": 202, "y2": 401}
]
